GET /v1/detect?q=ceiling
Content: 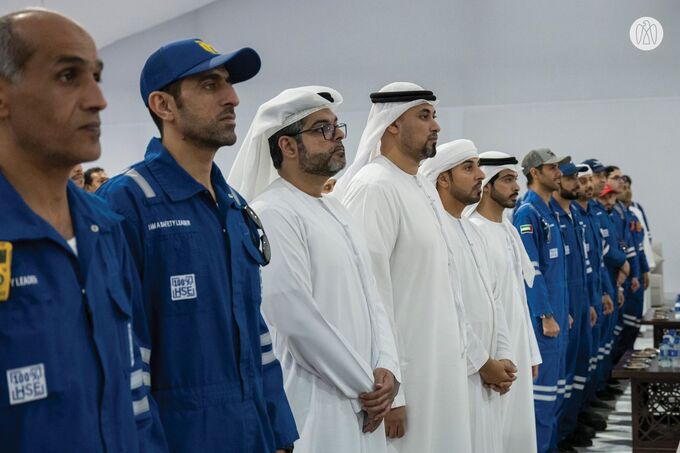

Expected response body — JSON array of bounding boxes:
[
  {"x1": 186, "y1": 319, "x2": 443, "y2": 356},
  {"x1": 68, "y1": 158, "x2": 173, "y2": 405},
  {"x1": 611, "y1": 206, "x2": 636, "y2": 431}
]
[{"x1": 1, "y1": 0, "x2": 216, "y2": 48}]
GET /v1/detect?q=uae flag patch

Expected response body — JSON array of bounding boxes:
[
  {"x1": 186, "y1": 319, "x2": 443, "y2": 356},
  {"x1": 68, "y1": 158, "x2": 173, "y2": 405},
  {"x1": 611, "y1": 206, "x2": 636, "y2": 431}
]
[{"x1": 520, "y1": 224, "x2": 533, "y2": 234}]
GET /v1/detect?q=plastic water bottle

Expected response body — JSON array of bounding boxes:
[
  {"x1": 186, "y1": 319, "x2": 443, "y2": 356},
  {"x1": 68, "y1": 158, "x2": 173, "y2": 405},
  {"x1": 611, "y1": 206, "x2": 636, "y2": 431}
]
[
  {"x1": 674, "y1": 336, "x2": 680, "y2": 368},
  {"x1": 659, "y1": 339, "x2": 671, "y2": 368},
  {"x1": 675, "y1": 295, "x2": 680, "y2": 319}
]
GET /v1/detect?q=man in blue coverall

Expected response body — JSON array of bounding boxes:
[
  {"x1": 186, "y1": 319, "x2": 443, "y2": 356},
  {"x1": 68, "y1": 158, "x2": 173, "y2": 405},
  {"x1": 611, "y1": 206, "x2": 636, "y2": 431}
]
[
  {"x1": 615, "y1": 175, "x2": 650, "y2": 356},
  {"x1": 572, "y1": 164, "x2": 610, "y2": 434},
  {"x1": 550, "y1": 162, "x2": 592, "y2": 450},
  {"x1": 98, "y1": 39, "x2": 298, "y2": 452},
  {"x1": 514, "y1": 148, "x2": 569, "y2": 453},
  {"x1": 603, "y1": 166, "x2": 640, "y2": 373},
  {"x1": 592, "y1": 182, "x2": 629, "y2": 401},
  {"x1": 0, "y1": 9, "x2": 166, "y2": 452}
]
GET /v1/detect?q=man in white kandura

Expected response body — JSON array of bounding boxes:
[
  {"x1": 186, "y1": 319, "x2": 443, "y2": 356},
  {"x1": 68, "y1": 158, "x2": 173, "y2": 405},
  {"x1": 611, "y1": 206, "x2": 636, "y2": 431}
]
[
  {"x1": 419, "y1": 139, "x2": 518, "y2": 453},
  {"x1": 228, "y1": 86, "x2": 401, "y2": 453},
  {"x1": 337, "y1": 82, "x2": 512, "y2": 452},
  {"x1": 463, "y1": 150, "x2": 543, "y2": 453}
]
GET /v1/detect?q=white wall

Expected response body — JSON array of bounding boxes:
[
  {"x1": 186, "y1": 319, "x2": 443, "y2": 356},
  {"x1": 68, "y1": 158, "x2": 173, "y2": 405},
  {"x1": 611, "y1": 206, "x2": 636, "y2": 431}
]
[{"x1": 93, "y1": 0, "x2": 678, "y2": 294}]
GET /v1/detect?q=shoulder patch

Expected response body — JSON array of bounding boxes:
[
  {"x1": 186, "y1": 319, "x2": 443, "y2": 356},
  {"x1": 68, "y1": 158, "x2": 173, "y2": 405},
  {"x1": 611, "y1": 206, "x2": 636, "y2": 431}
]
[{"x1": 520, "y1": 224, "x2": 533, "y2": 234}]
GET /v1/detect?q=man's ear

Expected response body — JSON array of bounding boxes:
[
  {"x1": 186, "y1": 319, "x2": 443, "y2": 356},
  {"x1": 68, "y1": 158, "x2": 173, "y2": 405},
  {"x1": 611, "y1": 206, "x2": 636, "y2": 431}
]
[
  {"x1": 148, "y1": 91, "x2": 176, "y2": 124},
  {"x1": 385, "y1": 118, "x2": 401, "y2": 136},
  {"x1": 436, "y1": 171, "x2": 450, "y2": 189},
  {"x1": 278, "y1": 135, "x2": 298, "y2": 161}
]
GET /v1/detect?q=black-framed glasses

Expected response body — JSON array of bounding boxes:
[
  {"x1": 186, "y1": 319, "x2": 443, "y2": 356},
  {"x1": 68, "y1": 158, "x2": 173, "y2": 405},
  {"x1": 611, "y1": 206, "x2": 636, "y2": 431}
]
[{"x1": 293, "y1": 123, "x2": 347, "y2": 141}]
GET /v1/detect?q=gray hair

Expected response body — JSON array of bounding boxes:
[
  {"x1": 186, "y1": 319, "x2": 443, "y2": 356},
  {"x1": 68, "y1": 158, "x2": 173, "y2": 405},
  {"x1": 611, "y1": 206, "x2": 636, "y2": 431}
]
[{"x1": 0, "y1": 9, "x2": 47, "y2": 82}]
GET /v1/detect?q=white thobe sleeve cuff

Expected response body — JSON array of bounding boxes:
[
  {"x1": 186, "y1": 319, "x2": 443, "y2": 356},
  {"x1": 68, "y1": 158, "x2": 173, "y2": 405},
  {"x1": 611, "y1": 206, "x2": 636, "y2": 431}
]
[
  {"x1": 392, "y1": 386, "x2": 406, "y2": 408},
  {"x1": 466, "y1": 330, "x2": 490, "y2": 376}
]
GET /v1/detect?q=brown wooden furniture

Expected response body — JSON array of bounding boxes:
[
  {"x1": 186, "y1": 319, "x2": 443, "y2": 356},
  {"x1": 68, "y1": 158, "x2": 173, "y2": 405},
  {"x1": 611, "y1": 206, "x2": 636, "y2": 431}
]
[
  {"x1": 613, "y1": 350, "x2": 680, "y2": 452},
  {"x1": 640, "y1": 309, "x2": 680, "y2": 348}
]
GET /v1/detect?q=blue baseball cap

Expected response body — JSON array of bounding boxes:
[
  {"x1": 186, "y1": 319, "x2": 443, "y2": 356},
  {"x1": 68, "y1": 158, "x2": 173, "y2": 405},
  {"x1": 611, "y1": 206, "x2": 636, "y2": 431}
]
[
  {"x1": 140, "y1": 38, "x2": 261, "y2": 106},
  {"x1": 581, "y1": 158, "x2": 605, "y2": 173},
  {"x1": 559, "y1": 162, "x2": 588, "y2": 177}
]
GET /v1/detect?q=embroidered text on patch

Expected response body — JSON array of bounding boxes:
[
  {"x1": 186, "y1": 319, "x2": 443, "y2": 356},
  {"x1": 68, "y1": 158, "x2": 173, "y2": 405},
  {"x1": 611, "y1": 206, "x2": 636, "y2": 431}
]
[
  {"x1": 170, "y1": 274, "x2": 197, "y2": 301},
  {"x1": 147, "y1": 219, "x2": 192, "y2": 231},
  {"x1": 10, "y1": 275, "x2": 39, "y2": 288},
  {"x1": 7, "y1": 363, "x2": 48, "y2": 405},
  {"x1": 520, "y1": 224, "x2": 533, "y2": 234}
]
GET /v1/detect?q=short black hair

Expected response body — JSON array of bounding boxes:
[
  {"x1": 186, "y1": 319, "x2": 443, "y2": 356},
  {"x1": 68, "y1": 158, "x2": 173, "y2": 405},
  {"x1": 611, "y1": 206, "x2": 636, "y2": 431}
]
[
  {"x1": 604, "y1": 165, "x2": 619, "y2": 178},
  {"x1": 84, "y1": 166, "x2": 105, "y2": 186},
  {"x1": 267, "y1": 119, "x2": 304, "y2": 169},
  {"x1": 148, "y1": 79, "x2": 183, "y2": 135}
]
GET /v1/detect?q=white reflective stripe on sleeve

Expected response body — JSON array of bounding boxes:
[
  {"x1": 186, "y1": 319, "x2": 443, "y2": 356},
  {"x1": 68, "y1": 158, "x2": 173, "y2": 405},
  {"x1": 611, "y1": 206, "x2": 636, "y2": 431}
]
[
  {"x1": 127, "y1": 323, "x2": 134, "y2": 367},
  {"x1": 627, "y1": 251, "x2": 636, "y2": 258},
  {"x1": 131, "y1": 369, "x2": 143, "y2": 389},
  {"x1": 262, "y1": 350, "x2": 276, "y2": 366},
  {"x1": 131, "y1": 370, "x2": 151, "y2": 388},
  {"x1": 557, "y1": 379, "x2": 566, "y2": 385},
  {"x1": 626, "y1": 247, "x2": 635, "y2": 253},
  {"x1": 534, "y1": 394, "x2": 557, "y2": 402},
  {"x1": 140, "y1": 347, "x2": 151, "y2": 365},
  {"x1": 623, "y1": 314, "x2": 638, "y2": 321},
  {"x1": 574, "y1": 375, "x2": 588, "y2": 383},
  {"x1": 125, "y1": 169, "x2": 156, "y2": 198},
  {"x1": 260, "y1": 332, "x2": 272, "y2": 347},
  {"x1": 557, "y1": 388, "x2": 566, "y2": 394},
  {"x1": 573, "y1": 383, "x2": 585, "y2": 390},
  {"x1": 623, "y1": 319, "x2": 640, "y2": 327},
  {"x1": 564, "y1": 393, "x2": 572, "y2": 399},
  {"x1": 586, "y1": 267, "x2": 593, "y2": 274},
  {"x1": 533, "y1": 385, "x2": 557, "y2": 392},
  {"x1": 133, "y1": 396, "x2": 150, "y2": 416}
]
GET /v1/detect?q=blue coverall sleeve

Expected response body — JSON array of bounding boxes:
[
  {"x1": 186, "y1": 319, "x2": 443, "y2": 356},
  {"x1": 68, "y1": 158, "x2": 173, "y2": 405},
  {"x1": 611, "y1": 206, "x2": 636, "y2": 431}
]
[
  {"x1": 259, "y1": 316, "x2": 299, "y2": 449},
  {"x1": 514, "y1": 207, "x2": 553, "y2": 317},
  {"x1": 601, "y1": 218, "x2": 626, "y2": 270}
]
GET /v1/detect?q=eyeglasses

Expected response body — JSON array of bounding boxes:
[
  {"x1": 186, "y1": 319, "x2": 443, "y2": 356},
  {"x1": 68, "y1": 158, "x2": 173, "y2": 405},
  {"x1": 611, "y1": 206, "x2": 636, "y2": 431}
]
[
  {"x1": 293, "y1": 123, "x2": 347, "y2": 141},
  {"x1": 609, "y1": 175, "x2": 623, "y2": 181}
]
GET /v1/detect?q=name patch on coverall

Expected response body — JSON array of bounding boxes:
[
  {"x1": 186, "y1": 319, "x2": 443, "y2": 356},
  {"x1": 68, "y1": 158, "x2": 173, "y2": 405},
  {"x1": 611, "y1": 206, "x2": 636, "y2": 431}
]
[{"x1": 7, "y1": 363, "x2": 47, "y2": 405}]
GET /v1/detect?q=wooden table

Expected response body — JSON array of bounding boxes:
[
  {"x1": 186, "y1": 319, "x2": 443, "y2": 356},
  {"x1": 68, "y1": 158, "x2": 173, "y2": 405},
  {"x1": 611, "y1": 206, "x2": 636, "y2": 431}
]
[
  {"x1": 613, "y1": 351, "x2": 680, "y2": 452},
  {"x1": 640, "y1": 309, "x2": 680, "y2": 348}
]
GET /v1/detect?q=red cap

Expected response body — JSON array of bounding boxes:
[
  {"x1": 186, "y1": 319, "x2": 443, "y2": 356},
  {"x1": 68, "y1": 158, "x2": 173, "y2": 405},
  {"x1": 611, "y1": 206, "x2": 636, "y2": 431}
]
[{"x1": 599, "y1": 184, "x2": 615, "y2": 197}]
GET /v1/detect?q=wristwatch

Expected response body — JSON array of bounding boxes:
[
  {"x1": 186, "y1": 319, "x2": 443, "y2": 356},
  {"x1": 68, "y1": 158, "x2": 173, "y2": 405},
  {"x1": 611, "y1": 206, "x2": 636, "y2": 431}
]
[{"x1": 540, "y1": 314, "x2": 554, "y2": 319}]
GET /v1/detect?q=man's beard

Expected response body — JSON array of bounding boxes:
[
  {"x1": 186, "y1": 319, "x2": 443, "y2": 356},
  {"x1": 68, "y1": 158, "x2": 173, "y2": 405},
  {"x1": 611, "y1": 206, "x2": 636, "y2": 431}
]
[
  {"x1": 298, "y1": 141, "x2": 346, "y2": 177},
  {"x1": 559, "y1": 187, "x2": 579, "y2": 200},
  {"x1": 421, "y1": 142, "x2": 437, "y2": 159},
  {"x1": 178, "y1": 107, "x2": 237, "y2": 149},
  {"x1": 491, "y1": 186, "x2": 518, "y2": 209}
]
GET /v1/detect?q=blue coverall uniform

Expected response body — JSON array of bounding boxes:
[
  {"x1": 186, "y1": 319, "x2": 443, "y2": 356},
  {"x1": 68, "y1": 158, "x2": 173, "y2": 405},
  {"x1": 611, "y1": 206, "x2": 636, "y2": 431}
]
[
  {"x1": 514, "y1": 190, "x2": 568, "y2": 453},
  {"x1": 551, "y1": 200, "x2": 591, "y2": 442},
  {"x1": 618, "y1": 208, "x2": 650, "y2": 353},
  {"x1": 98, "y1": 138, "x2": 298, "y2": 452},
  {"x1": 0, "y1": 173, "x2": 166, "y2": 452},
  {"x1": 572, "y1": 200, "x2": 607, "y2": 409},
  {"x1": 590, "y1": 200, "x2": 627, "y2": 390},
  {"x1": 609, "y1": 201, "x2": 639, "y2": 365}
]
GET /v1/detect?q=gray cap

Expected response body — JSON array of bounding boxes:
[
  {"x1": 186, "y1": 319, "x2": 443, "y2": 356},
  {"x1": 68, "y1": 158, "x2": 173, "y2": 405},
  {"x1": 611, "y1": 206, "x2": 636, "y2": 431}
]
[{"x1": 521, "y1": 148, "x2": 570, "y2": 175}]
